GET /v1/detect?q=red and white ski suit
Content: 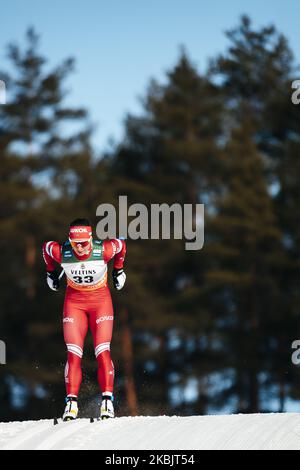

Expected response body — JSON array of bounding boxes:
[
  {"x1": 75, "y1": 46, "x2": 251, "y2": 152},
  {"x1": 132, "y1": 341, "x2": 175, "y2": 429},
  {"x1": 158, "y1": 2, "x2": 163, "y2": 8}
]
[{"x1": 42, "y1": 239, "x2": 126, "y2": 397}]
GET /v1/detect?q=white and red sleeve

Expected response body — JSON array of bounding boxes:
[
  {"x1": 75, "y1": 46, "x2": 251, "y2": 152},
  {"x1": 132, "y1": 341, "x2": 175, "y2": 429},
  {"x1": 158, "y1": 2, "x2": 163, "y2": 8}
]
[
  {"x1": 42, "y1": 241, "x2": 62, "y2": 271},
  {"x1": 103, "y1": 239, "x2": 126, "y2": 269}
]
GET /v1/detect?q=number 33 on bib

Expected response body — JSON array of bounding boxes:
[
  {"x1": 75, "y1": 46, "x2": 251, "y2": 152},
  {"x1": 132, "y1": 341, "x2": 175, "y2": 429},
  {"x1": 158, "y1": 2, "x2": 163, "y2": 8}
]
[{"x1": 61, "y1": 240, "x2": 114, "y2": 291}]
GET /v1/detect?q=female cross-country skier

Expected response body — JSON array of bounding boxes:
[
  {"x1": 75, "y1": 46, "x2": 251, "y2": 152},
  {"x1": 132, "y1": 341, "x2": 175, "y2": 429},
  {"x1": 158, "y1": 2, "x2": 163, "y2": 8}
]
[{"x1": 42, "y1": 218, "x2": 126, "y2": 420}]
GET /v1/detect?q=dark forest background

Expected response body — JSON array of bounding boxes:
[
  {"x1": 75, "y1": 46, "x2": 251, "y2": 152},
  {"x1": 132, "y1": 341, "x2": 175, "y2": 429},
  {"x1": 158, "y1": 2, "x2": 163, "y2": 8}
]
[{"x1": 1, "y1": 16, "x2": 300, "y2": 421}]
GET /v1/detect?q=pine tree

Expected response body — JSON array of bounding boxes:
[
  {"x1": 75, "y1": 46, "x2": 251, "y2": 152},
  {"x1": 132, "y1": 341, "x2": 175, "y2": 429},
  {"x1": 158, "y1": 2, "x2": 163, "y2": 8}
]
[
  {"x1": 207, "y1": 119, "x2": 284, "y2": 412},
  {"x1": 0, "y1": 28, "x2": 93, "y2": 420},
  {"x1": 108, "y1": 51, "x2": 223, "y2": 414},
  {"x1": 211, "y1": 15, "x2": 300, "y2": 411}
]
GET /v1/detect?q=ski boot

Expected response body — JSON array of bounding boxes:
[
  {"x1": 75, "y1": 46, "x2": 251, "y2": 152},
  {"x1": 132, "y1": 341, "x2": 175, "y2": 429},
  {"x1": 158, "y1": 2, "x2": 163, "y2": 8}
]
[
  {"x1": 100, "y1": 395, "x2": 114, "y2": 420},
  {"x1": 63, "y1": 396, "x2": 78, "y2": 421}
]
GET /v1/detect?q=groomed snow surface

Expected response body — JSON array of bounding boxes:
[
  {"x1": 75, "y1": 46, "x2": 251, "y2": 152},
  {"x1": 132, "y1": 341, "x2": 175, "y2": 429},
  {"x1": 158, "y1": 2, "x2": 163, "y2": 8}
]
[{"x1": 1, "y1": 413, "x2": 300, "y2": 450}]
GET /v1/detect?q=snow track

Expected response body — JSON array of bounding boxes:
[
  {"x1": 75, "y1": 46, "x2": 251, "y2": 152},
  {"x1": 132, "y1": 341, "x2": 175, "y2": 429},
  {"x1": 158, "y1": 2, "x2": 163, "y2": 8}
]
[{"x1": 1, "y1": 413, "x2": 300, "y2": 450}]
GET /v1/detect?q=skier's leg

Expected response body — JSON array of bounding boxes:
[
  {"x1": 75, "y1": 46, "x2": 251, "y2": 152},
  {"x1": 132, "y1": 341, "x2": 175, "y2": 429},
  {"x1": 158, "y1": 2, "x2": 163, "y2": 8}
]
[
  {"x1": 89, "y1": 288, "x2": 115, "y2": 396},
  {"x1": 63, "y1": 297, "x2": 88, "y2": 397}
]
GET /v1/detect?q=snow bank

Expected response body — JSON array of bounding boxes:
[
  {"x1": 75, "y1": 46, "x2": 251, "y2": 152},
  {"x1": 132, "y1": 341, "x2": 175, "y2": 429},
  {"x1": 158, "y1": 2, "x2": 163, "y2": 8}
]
[{"x1": 1, "y1": 413, "x2": 300, "y2": 450}]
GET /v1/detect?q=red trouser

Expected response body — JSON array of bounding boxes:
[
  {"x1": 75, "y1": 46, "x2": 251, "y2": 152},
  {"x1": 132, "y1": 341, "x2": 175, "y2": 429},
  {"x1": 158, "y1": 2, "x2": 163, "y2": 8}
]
[{"x1": 63, "y1": 286, "x2": 114, "y2": 397}]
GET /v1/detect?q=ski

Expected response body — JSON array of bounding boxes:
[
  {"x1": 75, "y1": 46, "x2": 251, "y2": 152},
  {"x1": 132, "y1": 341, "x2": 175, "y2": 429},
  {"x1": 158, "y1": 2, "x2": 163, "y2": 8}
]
[{"x1": 53, "y1": 417, "x2": 96, "y2": 425}]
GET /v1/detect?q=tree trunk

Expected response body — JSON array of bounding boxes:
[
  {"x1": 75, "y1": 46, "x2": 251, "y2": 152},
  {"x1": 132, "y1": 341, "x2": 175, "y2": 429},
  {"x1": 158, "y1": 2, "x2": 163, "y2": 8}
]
[
  {"x1": 121, "y1": 308, "x2": 138, "y2": 416},
  {"x1": 25, "y1": 235, "x2": 36, "y2": 299},
  {"x1": 278, "y1": 373, "x2": 285, "y2": 413},
  {"x1": 248, "y1": 369, "x2": 259, "y2": 413}
]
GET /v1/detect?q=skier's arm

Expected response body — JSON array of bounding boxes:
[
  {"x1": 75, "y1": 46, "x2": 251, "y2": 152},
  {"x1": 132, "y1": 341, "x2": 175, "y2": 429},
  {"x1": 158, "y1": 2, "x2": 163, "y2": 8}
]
[
  {"x1": 42, "y1": 241, "x2": 62, "y2": 291},
  {"x1": 42, "y1": 241, "x2": 62, "y2": 269},
  {"x1": 103, "y1": 239, "x2": 126, "y2": 290},
  {"x1": 103, "y1": 239, "x2": 126, "y2": 268}
]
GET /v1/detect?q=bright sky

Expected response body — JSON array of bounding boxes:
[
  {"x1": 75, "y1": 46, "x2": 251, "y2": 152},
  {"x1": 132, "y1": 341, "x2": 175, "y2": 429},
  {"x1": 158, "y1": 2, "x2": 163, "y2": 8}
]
[{"x1": 1, "y1": 0, "x2": 300, "y2": 153}]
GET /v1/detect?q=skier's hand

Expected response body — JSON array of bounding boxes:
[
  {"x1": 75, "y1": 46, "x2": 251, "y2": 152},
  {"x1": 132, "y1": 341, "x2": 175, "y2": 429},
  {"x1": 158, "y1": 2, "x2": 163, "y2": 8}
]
[
  {"x1": 112, "y1": 268, "x2": 126, "y2": 290},
  {"x1": 47, "y1": 270, "x2": 60, "y2": 291}
]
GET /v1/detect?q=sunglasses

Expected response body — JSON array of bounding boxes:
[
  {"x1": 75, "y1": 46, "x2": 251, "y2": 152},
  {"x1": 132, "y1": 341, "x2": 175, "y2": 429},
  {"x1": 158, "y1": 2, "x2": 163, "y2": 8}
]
[{"x1": 69, "y1": 239, "x2": 91, "y2": 249}]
